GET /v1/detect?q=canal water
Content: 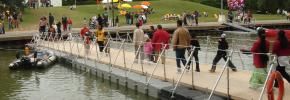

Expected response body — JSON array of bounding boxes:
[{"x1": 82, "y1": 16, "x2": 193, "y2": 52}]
[{"x1": 0, "y1": 50, "x2": 156, "y2": 100}]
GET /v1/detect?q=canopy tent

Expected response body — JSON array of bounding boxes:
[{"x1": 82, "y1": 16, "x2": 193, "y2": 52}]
[
  {"x1": 120, "y1": 3, "x2": 132, "y2": 8},
  {"x1": 141, "y1": 1, "x2": 150, "y2": 6},
  {"x1": 102, "y1": 0, "x2": 132, "y2": 3}
]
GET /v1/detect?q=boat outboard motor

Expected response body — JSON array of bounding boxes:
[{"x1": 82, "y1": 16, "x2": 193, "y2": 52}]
[
  {"x1": 21, "y1": 57, "x2": 32, "y2": 67},
  {"x1": 16, "y1": 50, "x2": 21, "y2": 59}
]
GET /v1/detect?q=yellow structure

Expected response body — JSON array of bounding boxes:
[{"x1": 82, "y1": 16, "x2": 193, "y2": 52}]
[{"x1": 24, "y1": 47, "x2": 30, "y2": 56}]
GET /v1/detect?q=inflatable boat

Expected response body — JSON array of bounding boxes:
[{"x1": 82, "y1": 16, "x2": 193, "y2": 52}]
[{"x1": 9, "y1": 51, "x2": 57, "y2": 70}]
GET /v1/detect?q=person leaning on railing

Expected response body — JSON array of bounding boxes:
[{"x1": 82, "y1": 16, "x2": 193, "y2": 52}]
[
  {"x1": 272, "y1": 30, "x2": 290, "y2": 85},
  {"x1": 249, "y1": 28, "x2": 270, "y2": 89},
  {"x1": 209, "y1": 33, "x2": 237, "y2": 73},
  {"x1": 172, "y1": 20, "x2": 191, "y2": 73}
]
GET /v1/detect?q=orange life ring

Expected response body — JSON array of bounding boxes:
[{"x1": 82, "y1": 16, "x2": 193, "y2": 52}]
[{"x1": 267, "y1": 71, "x2": 284, "y2": 100}]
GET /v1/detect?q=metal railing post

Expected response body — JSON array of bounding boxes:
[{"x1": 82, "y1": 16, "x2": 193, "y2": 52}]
[
  {"x1": 95, "y1": 40, "x2": 100, "y2": 61},
  {"x1": 258, "y1": 55, "x2": 276, "y2": 100},
  {"x1": 231, "y1": 38, "x2": 246, "y2": 69},
  {"x1": 163, "y1": 44, "x2": 167, "y2": 81},
  {"x1": 192, "y1": 47, "x2": 196, "y2": 89},
  {"x1": 145, "y1": 44, "x2": 167, "y2": 85},
  {"x1": 171, "y1": 47, "x2": 195, "y2": 98},
  {"x1": 208, "y1": 50, "x2": 234, "y2": 100},
  {"x1": 125, "y1": 43, "x2": 142, "y2": 80},
  {"x1": 205, "y1": 36, "x2": 210, "y2": 63},
  {"x1": 122, "y1": 42, "x2": 127, "y2": 69},
  {"x1": 110, "y1": 40, "x2": 126, "y2": 73}
]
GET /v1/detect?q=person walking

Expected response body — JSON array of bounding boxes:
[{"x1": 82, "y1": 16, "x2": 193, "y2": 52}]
[
  {"x1": 133, "y1": 23, "x2": 145, "y2": 63},
  {"x1": 62, "y1": 16, "x2": 67, "y2": 31},
  {"x1": 95, "y1": 25, "x2": 106, "y2": 53},
  {"x1": 272, "y1": 30, "x2": 290, "y2": 85},
  {"x1": 48, "y1": 13, "x2": 54, "y2": 26},
  {"x1": 228, "y1": 10, "x2": 234, "y2": 23},
  {"x1": 209, "y1": 33, "x2": 237, "y2": 73},
  {"x1": 143, "y1": 34, "x2": 153, "y2": 63},
  {"x1": 172, "y1": 20, "x2": 191, "y2": 73},
  {"x1": 80, "y1": 24, "x2": 89, "y2": 39},
  {"x1": 194, "y1": 11, "x2": 199, "y2": 26},
  {"x1": 187, "y1": 33, "x2": 201, "y2": 72},
  {"x1": 84, "y1": 32, "x2": 91, "y2": 56},
  {"x1": 97, "y1": 14, "x2": 103, "y2": 26},
  {"x1": 152, "y1": 25, "x2": 170, "y2": 64},
  {"x1": 39, "y1": 17, "x2": 47, "y2": 33},
  {"x1": 56, "y1": 21, "x2": 62, "y2": 35},
  {"x1": 249, "y1": 29, "x2": 270, "y2": 89},
  {"x1": 0, "y1": 23, "x2": 3, "y2": 34},
  {"x1": 125, "y1": 12, "x2": 130, "y2": 25},
  {"x1": 67, "y1": 17, "x2": 72, "y2": 31},
  {"x1": 115, "y1": 16, "x2": 119, "y2": 27},
  {"x1": 147, "y1": 25, "x2": 155, "y2": 61}
]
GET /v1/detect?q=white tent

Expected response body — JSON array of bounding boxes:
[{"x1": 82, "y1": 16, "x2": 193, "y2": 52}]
[
  {"x1": 51, "y1": 0, "x2": 62, "y2": 7},
  {"x1": 25, "y1": 0, "x2": 62, "y2": 7}
]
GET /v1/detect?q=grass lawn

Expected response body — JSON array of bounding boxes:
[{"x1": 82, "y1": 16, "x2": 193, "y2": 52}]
[{"x1": 12, "y1": 0, "x2": 285, "y2": 31}]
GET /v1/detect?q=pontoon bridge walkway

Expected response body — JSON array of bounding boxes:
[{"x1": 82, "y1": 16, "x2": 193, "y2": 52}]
[{"x1": 32, "y1": 33, "x2": 290, "y2": 100}]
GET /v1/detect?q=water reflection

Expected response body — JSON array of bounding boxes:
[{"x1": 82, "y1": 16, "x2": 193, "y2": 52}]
[{"x1": 0, "y1": 50, "x2": 155, "y2": 100}]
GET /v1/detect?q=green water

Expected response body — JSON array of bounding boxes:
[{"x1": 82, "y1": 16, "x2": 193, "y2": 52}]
[{"x1": 0, "y1": 50, "x2": 156, "y2": 100}]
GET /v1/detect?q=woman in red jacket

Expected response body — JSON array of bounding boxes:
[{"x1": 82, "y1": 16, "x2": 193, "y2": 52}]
[
  {"x1": 249, "y1": 29, "x2": 270, "y2": 89},
  {"x1": 272, "y1": 30, "x2": 290, "y2": 84}
]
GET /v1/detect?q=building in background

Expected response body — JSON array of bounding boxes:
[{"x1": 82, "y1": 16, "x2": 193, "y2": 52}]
[{"x1": 25, "y1": 0, "x2": 62, "y2": 7}]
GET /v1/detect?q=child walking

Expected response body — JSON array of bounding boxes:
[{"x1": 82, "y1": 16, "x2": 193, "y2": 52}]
[{"x1": 144, "y1": 35, "x2": 153, "y2": 63}]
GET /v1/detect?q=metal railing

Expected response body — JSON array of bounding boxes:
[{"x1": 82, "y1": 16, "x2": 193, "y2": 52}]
[{"x1": 33, "y1": 32, "x2": 281, "y2": 100}]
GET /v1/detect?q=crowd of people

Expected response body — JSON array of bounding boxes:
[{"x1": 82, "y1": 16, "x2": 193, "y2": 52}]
[
  {"x1": 88, "y1": 13, "x2": 110, "y2": 29},
  {"x1": 125, "y1": 12, "x2": 148, "y2": 26},
  {"x1": 227, "y1": 10, "x2": 253, "y2": 23},
  {"x1": 249, "y1": 29, "x2": 290, "y2": 89},
  {"x1": 73, "y1": 10, "x2": 290, "y2": 90},
  {"x1": 0, "y1": 10, "x2": 23, "y2": 34},
  {"x1": 39, "y1": 13, "x2": 73, "y2": 39}
]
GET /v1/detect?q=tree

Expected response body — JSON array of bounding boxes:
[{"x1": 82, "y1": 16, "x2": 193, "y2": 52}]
[{"x1": 0, "y1": 0, "x2": 25, "y2": 11}]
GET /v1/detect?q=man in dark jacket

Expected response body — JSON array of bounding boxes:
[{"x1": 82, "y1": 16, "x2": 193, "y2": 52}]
[{"x1": 209, "y1": 33, "x2": 237, "y2": 72}]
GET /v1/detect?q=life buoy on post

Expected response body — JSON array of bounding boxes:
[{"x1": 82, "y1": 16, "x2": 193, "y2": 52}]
[{"x1": 267, "y1": 71, "x2": 284, "y2": 100}]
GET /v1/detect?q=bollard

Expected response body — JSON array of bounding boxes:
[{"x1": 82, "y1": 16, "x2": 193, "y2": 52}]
[
  {"x1": 101, "y1": 73, "x2": 104, "y2": 82},
  {"x1": 125, "y1": 80, "x2": 128, "y2": 88},
  {"x1": 134, "y1": 84, "x2": 138, "y2": 95},
  {"x1": 116, "y1": 79, "x2": 119, "y2": 89},
  {"x1": 145, "y1": 87, "x2": 149, "y2": 96},
  {"x1": 108, "y1": 75, "x2": 112, "y2": 83}
]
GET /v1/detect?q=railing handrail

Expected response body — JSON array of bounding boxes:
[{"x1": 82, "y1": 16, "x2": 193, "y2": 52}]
[
  {"x1": 258, "y1": 55, "x2": 277, "y2": 100},
  {"x1": 171, "y1": 47, "x2": 196, "y2": 98},
  {"x1": 208, "y1": 50, "x2": 234, "y2": 100}
]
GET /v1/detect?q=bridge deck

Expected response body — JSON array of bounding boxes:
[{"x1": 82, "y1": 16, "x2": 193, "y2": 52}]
[{"x1": 39, "y1": 40, "x2": 290, "y2": 100}]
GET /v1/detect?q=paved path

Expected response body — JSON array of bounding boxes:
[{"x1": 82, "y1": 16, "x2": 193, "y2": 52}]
[
  {"x1": 1, "y1": 19, "x2": 290, "y2": 41},
  {"x1": 38, "y1": 40, "x2": 290, "y2": 100}
]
